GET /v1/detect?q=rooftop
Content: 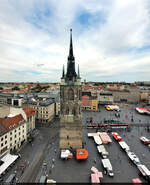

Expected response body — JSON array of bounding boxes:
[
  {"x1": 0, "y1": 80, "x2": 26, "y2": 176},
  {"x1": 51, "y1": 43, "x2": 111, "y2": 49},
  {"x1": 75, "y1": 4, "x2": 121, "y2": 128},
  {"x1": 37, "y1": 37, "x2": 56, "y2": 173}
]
[
  {"x1": 23, "y1": 107, "x2": 35, "y2": 117},
  {"x1": 0, "y1": 114, "x2": 25, "y2": 131}
]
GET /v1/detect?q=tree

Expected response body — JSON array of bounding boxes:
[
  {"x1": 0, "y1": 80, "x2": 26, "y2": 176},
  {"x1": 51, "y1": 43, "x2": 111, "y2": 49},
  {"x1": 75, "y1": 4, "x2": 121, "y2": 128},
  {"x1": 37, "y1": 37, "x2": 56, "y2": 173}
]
[
  {"x1": 10, "y1": 148, "x2": 17, "y2": 154},
  {"x1": 12, "y1": 86, "x2": 20, "y2": 91},
  {"x1": 27, "y1": 134, "x2": 34, "y2": 143}
]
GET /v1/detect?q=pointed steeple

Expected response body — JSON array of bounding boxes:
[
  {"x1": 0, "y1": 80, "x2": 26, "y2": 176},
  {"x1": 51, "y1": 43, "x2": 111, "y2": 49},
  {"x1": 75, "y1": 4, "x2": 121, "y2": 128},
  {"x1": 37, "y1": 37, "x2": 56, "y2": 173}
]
[
  {"x1": 62, "y1": 64, "x2": 65, "y2": 78},
  {"x1": 66, "y1": 29, "x2": 77, "y2": 80},
  {"x1": 78, "y1": 64, "x2": 80, "y2": 78},
  {"x1": 68, "y1": 29, "x2": 74, "y2": 61}
]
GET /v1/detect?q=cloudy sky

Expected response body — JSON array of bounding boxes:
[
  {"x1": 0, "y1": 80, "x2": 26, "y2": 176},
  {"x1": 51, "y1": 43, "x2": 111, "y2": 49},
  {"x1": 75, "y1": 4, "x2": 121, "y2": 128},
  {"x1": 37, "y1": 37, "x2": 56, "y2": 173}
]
[{"x1": 0, "y1": 0, "x2": 150, "y2": 82}]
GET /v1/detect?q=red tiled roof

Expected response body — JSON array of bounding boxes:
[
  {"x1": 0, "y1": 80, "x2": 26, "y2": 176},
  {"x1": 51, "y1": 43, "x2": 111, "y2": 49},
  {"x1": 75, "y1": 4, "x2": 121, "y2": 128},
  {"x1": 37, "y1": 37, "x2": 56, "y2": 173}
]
[
  {"x1": 117, "y1": 84, "x2": 122, "y2": 87},
  {"x1": 82, "y1": 86, "x2": 89, "y2": 89},
  {"x1": 109, "y1": 84, "x2": 114, "y2": 87},
  {"x1": 98, "y1": 86, "x2": 104, "y2": 89},
  {"x1": 2, "y1": 89, "x2": 11, "y2": 93},
  {"x1": 108, "y1": 89, "x2": 129, "y2": 92},
  {"x1": 0, "y1": 121, "x2": 8, "y2": 136},
  {"x1": 1, "y1": 114, "x2": 25, "y2": 131},
  {"x1": 23, "y1": 107, "x2": 35, "y2": 117}
]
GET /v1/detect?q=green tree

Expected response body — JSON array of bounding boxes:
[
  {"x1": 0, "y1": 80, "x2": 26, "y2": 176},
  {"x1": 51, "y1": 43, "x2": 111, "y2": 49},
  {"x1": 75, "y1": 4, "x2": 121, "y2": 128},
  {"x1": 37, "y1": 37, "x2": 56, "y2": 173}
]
[{"x1": 12, "y1": 86, "x2": 20, "y2": 91}]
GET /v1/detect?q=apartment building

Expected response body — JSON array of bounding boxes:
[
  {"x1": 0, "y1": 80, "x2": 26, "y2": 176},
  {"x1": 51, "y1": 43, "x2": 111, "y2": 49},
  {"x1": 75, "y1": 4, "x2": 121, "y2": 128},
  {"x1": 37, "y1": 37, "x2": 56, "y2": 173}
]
[
  {"x1": 0, "y1": 93, "x2": 23, "y2": 107},
  {"x1": 91, "y1": 97, "x2": 98, "y2": 111},
  {"x1": 112, "y1": 87, "x2": 140, "y2": 103},
  {"x1": 98, "y1": 92, "x2": 114, "y2": 105},
  {"x1": 140, "y1": 92, "x2": 149, "y2": 102},
  {"x1": 35, "y1": 102, "x2": 55, "y2": 123},
  {"x1": 0, "y1": 107, "x2": 35, "y2": 157},
  {"x1": 23, "y1": 107, "x2": 35, "y2": 136},
  {"x1": 55, "y1": 102, "x2": 60, "y2": 117},
  {"x1": 0, "y1": 123, "x2": 9, "y2": 157},
  {"x1": 82, "y1": 95, "x2": 91, "y2": 110},
  {"x1": 82, "y1": 94, "x2": 98, "y2": 111},
  {"x1": 0, "y1": 114, "x2": 27, "y2": 155}
]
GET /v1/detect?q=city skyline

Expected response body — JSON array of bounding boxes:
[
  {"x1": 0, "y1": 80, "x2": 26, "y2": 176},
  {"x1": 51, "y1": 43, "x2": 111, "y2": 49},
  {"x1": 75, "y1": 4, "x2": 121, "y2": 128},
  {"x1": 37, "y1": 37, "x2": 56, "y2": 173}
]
[{"x1": 0, "y1": 0, "x2": 150, "y2": 82}]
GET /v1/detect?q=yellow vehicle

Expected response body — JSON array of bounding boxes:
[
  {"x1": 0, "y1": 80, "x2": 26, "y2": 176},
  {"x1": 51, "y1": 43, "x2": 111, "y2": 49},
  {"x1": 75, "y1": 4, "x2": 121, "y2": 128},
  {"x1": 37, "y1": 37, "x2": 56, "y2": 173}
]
[
  {"x1": 47, "y1": 179, "x2": 56, "y2": 183},
  {"x1": 105, "y1": 105, "x2": 120, "y2": 111},
  {"x1": 105, "y1": 105, "x2": 113, "y2": 111}
]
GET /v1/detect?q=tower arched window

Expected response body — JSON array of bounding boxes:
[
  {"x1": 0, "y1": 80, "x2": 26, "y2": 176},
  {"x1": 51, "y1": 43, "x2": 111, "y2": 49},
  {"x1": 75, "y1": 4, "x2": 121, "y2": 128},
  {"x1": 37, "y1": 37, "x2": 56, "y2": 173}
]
[
  {"x1": 79, "y1": 90, "x2": 82, "y2": 100},
  {"x1": 66, "y1": 106, "x2": 69, "y2": 114},
  {"x1": 68, "y1": 88, "x2": 74, "y2": 100},
  {"x1": 72, "y1": 107, "x2": 76, "y2": 116}
]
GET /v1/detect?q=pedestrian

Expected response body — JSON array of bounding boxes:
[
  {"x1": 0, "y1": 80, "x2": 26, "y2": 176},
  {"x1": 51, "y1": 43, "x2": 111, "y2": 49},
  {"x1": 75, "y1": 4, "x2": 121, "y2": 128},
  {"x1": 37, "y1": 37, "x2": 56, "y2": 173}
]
[
  {"x1": 21, "y1": 170, "x2": 24, "y2": 175},
  {"x1": 54, "y1": 149, "x2": 56, "y2": 153},
  {"x1": 52, "y1": 158, "x2": 55, "y2": 163},
  {"x1": 49, "y1": 168, "x2": 52, "y2": 174}
]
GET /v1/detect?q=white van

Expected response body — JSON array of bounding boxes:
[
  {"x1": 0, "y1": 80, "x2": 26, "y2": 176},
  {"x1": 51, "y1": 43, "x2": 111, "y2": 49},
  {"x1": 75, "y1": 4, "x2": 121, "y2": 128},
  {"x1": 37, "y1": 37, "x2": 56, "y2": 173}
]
[
  {"x1": 137, "y1": 164, "x2": 150, "y2": 181},
  {"x1": 97, "y1": 145, "x2": 109, "y2": 158},
  {"x1": 119, "y1": 141, "x2": 130, "y2": 152},
  {"x1": 60, "y1": 149, "x2": 73, "y2": 159},
  {"x1": 101, "y1": 158, "x2": 114, "y2": 177}
]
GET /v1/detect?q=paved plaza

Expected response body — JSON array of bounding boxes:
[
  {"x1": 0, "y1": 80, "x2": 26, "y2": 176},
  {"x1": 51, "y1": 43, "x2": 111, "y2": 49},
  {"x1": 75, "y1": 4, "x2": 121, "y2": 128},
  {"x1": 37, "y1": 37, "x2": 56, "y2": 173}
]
[{"x1": 2, "y1": 104, "x2": 150, "y2": 183}]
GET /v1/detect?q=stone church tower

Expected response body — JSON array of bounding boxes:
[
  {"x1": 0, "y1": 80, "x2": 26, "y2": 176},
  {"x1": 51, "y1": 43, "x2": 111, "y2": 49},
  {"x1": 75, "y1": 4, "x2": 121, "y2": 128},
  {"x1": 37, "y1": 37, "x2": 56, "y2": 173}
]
[{"x1": 59, "y1": 29, "x2": 82, "y2": 149}]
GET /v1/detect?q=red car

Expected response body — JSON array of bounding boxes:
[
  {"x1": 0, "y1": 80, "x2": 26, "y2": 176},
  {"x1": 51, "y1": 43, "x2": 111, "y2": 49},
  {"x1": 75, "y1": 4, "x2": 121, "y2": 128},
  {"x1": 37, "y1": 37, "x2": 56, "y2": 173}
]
[{"x1": 112, "y1": 132, "x2": 122, "y2": 142}]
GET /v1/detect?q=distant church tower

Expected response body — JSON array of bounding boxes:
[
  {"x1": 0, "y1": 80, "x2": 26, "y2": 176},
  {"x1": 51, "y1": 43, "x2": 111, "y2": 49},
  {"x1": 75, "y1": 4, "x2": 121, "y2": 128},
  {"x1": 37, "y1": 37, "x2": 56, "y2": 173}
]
[{"x1": 59, "y1": 29, "x2": 82, "y2": 149}]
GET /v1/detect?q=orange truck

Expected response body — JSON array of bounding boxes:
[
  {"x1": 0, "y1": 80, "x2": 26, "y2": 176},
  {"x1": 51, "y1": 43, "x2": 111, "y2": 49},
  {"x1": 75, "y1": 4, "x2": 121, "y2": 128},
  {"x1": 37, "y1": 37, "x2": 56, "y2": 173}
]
[{"x1": 76, "y1": 149, "x2": 88, "y2": 160}]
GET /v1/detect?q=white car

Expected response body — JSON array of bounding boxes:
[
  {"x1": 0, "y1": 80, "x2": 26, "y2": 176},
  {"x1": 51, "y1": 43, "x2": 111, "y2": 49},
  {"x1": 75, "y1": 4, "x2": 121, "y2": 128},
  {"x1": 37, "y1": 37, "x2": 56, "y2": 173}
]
[{"x1": 127, "y1": 151, "x2": 140, "y2": 165}]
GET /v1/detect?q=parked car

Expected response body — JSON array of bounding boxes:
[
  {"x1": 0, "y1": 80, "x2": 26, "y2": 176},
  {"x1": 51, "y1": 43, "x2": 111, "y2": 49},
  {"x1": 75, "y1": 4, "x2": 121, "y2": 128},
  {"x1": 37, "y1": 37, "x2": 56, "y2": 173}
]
[
  {"x1": 5, "y1": 174, "x2": 16, "y2": 183},
  {"x1": 40, "y1": 176, "x2": 47, "y2": 183}
]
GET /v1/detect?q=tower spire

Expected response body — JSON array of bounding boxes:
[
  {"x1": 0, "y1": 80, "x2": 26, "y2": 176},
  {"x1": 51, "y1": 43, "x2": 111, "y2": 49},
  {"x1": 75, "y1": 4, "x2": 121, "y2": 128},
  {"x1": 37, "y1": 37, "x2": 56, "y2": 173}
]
[
  {"x1": 68, "y1": 28, "x2": 74, "y2": 61},
  {"x1": 66, "y1": 29, "x2": 77, "y2": 80}
]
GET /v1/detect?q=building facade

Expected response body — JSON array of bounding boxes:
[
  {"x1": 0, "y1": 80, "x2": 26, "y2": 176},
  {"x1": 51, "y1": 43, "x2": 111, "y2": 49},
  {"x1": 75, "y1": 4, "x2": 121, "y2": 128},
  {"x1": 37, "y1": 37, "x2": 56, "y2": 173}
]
[
  {"x1": 0, "y1": 124, "x2": 9, "y2": 157},
  {"x1": 23, "y1": 107, "x2": 35, "y2": 136},
  {"x1": 0, "y1": 114, "x2": 27, "y2": 155},
  {"x1": 59, "y1": 29, "x2": 82, "y2": 149},
  {"x1": 98, "y1": 91, "x2": 114, "y2": 105},
  {"x1": 82, "y1": 95, "x2": 98, "y2": 111},
  {"x1": 0, "y1": 107, "x2": 35, "y2": 157},
  {"x1": 35, "y1": 103, "x2": 55, "y2": 123},
  {"x1": 112, "y1": 86, "x2": 140, "y2": 103}
]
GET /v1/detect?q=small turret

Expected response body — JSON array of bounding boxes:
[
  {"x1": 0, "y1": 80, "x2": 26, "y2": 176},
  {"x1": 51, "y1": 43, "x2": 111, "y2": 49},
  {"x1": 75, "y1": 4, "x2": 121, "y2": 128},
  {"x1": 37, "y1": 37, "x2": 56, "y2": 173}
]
[
  {"x1": 78, "y1": 64, "x2": 80, "y2": 78},
  {"x1": 61, "y1": 65, "x2": 65, "y2": 83}
]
